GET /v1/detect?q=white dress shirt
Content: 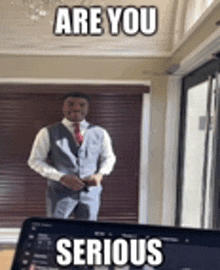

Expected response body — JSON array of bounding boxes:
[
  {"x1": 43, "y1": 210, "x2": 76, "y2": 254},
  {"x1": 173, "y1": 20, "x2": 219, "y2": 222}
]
[{"x1": 27, "y1": 118, "x2": 116, "y2": 181}]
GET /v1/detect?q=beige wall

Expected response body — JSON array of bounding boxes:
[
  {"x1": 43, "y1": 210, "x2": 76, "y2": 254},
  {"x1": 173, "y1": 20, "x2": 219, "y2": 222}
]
[
  {"x1": 147, "y1": 76, "x2": 168, "y2": 224},
  {"x1": 0, "y1": 55, "x2": 169, "y2": 81}
]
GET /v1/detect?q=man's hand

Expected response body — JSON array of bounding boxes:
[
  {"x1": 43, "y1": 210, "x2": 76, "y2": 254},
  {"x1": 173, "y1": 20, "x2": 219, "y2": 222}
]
[
  {"x1": 60, "y1": 175, "x2": 85, "y2": 191},
  {"x1": 83, "y1": 173, "x2": 103, "y2": 186}
]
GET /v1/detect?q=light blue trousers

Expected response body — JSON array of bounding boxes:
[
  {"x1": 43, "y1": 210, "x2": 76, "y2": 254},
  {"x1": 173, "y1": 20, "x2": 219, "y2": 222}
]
[{"x1": 46, "y1": 181, "x2": 102, "y2": 221}]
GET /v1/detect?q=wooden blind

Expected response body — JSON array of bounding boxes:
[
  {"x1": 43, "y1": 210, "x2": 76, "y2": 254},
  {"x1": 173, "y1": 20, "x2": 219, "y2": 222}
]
[{"x1": 0, "y1": 85, "x2": 145, "y2": 227}]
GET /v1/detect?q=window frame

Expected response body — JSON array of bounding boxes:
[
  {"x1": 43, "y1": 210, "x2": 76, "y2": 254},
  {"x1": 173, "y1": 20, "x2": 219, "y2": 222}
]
[{"x1": 176, "y1": 58, "x2": 219, "y2": 226}]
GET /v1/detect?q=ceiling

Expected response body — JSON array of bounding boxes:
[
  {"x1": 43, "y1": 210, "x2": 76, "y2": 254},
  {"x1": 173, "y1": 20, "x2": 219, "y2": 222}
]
[{"x1": 0, "y1": 0, "x2": 177, "y2": 56}]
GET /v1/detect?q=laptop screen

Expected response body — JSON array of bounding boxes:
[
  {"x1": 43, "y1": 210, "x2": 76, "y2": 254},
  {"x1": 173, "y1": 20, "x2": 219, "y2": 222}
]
[{"x1": 11, "y1": 217, "x2": 220, "y2": 270}]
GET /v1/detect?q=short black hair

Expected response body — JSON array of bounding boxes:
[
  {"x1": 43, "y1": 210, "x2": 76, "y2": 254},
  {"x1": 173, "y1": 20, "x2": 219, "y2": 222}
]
[{"x1": 63, "y1": 92, "x2": 91, "y2": 102}]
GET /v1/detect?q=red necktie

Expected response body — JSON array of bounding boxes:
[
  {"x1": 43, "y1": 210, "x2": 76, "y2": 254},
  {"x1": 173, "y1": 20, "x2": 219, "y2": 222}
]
[{"x1": 74, "y1": 122, "x2": 83, "y2": 145}]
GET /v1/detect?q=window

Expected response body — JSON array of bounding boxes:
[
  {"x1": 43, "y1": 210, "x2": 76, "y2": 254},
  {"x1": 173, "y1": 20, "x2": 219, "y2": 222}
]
[{"x1": 177, "y1": 59, "x2": 219, "y2": 228}]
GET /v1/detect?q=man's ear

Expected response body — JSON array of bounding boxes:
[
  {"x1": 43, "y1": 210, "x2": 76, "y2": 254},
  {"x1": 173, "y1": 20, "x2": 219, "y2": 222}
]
[{"x1": 85, "y1": 102, "x2": 89, "y2": 115}]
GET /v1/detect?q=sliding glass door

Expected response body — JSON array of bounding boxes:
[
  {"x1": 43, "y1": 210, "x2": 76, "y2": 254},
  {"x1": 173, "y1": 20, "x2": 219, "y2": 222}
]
[
  {"x1": 177, "y1": 58, "x2": 220, "y2": 229},
  {"x1": 181, "y1": 79, "x2": 215, "y2": 228}
]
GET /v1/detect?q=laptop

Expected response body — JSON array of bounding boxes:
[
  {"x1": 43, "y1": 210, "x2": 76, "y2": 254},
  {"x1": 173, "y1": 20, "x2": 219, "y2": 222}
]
[{"x1": 11, "y1": 217, "x2": 220, "y2": 270}]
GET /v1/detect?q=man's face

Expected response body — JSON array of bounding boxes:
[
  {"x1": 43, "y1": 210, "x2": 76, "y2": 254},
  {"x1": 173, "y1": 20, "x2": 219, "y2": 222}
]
[{"x1": 62, "y1": 97, "x2": 89, "y2": 122}]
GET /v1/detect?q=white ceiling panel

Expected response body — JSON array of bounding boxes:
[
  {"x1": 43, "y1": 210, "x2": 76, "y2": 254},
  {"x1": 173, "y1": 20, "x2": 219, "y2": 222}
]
[{"x1": 0, "y1": 0, "x2": 177, "y2": 56}]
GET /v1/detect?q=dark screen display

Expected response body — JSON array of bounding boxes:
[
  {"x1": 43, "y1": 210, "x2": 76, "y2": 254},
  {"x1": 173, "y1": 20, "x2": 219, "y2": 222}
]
[{"x1": 11, "y1": 218, "x2": 220, "y2": 270}]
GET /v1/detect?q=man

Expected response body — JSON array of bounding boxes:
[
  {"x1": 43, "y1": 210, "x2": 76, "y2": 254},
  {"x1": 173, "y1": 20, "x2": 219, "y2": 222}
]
[{"x1": 28, "y1": 92, "x2": 116, "y2": 221}]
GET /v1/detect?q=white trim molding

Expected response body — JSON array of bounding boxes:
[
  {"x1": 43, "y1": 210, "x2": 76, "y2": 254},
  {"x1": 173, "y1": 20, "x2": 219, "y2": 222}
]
[
  {"x1": 177, "y1": 27, "x2": 220, "y2": 76},
  {"x1": 0, "y1": 50, "x2": 171, "y2": 58},
  {"x1": 0, "y1": 229, "x2": 20, "y2": 249},
  {"x1": 139, "y1": 93, "x2": 151, "y2": 224},
  {"x1": 0, "y1": 78, "x2": 151, "y2": 86}
]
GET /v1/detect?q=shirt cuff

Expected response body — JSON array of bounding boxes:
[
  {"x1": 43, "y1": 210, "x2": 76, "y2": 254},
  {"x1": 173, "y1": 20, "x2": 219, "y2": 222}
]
[{"x1": 98, "y1": 168, "x2": 111, "y2": 176}]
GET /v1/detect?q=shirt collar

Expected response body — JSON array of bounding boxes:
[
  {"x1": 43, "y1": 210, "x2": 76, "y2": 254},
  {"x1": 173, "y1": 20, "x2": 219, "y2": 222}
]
[{"x1": 62, "y1": 118, "x2": 88, "y2": 128}]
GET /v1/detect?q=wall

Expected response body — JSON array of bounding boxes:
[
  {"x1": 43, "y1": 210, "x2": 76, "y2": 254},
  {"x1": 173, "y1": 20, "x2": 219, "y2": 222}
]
[{"x1": 0, "y1": 55, "x2": 169, "y2": 81}]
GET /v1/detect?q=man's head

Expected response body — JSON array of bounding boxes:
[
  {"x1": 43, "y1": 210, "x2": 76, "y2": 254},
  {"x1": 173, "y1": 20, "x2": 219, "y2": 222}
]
[{"x1": 62, "y1": 92, "x2": 90, "y2": 122}]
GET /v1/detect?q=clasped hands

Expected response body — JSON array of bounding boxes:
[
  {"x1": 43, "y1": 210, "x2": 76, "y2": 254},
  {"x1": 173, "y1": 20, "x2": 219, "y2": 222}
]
[{"x1": 60, "y1": 173, "x2": 103, "y2": 191}]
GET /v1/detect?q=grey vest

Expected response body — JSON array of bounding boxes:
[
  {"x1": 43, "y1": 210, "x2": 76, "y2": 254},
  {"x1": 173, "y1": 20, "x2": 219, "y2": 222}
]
[{"x1": 47, "y1": 122, "x2": 104, "y2": 179}]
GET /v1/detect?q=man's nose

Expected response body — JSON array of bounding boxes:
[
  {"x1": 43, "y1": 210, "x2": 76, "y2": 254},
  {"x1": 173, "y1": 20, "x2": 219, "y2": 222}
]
[{"x1": 73, "y1": 104, "x2": 81, "y2": 110}]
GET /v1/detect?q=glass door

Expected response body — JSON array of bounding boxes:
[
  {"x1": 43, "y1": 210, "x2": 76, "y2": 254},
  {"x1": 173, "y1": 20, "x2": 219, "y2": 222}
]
[
  {"x1": 181, "y1": 79, "x2": 215, "y2": 228},
  {"x1": 177, "y1": 58, "x2": 220, "y2": 229}
]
